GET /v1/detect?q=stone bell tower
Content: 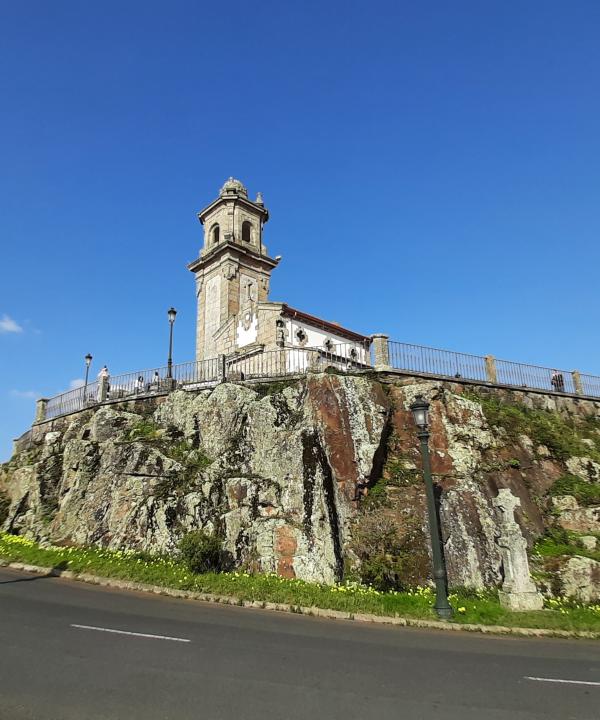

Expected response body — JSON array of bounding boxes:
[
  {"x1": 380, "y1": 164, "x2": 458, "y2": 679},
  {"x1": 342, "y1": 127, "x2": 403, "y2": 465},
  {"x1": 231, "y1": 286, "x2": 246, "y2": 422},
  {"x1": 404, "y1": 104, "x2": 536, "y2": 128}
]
[{"x1": 188, "y1": 178, "x2": 280, "y2": 360}]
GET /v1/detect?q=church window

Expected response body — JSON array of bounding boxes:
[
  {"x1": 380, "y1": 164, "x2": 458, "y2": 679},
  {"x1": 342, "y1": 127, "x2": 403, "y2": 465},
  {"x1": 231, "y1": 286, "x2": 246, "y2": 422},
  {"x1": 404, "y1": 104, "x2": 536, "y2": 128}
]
[
  {"x1": 323, "y1": 338, "x2": 334, "y2": 352},
  {"x1": 242, "y1": 221, "x2": 252, "y2": 243},
  {"x1": 295, "y1": 328, "x2": 308, "y2": 346},
  {"x1": 211, "y1": 224, "x2": 220, "y2": 245}
]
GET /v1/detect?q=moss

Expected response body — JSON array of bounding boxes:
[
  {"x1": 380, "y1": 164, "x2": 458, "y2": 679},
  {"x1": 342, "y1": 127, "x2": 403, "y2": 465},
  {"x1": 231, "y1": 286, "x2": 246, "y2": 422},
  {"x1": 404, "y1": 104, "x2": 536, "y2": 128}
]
[
  {"x1": 253, "y1": 379, "x2": 299, "y2": 398},
  {"x1": 365, "y1": 431, "x2": 419, "y2": 508},
  {"x1": 465, "y1": 391, "x2": 600, "y2": 462},
  {"x1": 549, "y1": 474, "x2": 600, "y2": 506},
  {"x1": 124, "y1": 419, "x2": 162, "y2": 442}
]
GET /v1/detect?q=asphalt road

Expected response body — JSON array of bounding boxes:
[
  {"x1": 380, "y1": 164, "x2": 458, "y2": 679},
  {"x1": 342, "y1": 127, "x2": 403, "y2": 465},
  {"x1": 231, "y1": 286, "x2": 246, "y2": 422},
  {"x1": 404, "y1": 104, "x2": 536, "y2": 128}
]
[{"x1": 0, "y1": 567, "x2": 598, "y2": 720}]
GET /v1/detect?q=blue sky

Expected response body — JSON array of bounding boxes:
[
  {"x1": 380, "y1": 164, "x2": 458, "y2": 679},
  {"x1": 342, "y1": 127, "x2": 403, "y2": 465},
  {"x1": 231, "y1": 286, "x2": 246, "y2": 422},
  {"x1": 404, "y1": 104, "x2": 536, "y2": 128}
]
[{"x1": 1, "y1": 1, "x2": 599, "y2": 460}]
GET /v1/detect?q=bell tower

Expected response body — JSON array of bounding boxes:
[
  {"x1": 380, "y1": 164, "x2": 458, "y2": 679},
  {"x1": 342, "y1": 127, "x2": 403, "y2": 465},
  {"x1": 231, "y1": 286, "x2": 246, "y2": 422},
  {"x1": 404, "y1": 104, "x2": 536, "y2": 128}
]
[{"x1": 188, "y1": 178, "x2": 280, "y2": 360}]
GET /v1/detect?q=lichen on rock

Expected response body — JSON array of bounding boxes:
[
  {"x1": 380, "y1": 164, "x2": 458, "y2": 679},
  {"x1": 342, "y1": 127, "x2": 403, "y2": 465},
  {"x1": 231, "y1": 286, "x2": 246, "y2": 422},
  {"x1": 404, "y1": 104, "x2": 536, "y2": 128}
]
[{"x1": 1, "y1": 374, "x2": 598, "y2": 599}]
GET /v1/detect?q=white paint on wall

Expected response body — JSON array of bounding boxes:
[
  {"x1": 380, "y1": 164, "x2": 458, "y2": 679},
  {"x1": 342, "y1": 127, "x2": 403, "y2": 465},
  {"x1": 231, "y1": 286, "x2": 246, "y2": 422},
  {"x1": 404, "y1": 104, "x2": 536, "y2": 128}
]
[
  {"x1": 204, "y1": 275, "x2": 221, "y2": 358},
  {"x1": 236, "y1": 312, "x2": 258, "y2": 348}
]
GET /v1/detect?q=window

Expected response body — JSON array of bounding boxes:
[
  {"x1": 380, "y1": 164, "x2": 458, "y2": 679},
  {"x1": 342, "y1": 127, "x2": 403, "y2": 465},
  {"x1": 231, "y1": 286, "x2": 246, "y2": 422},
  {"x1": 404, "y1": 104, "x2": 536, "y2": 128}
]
[
  {"x1": 295, "y1": 328, "x2": 308, "y2": 346},
  {"x1": 211, "y1": 224, "x2": 220, "y2": 245},
  {"x1": 323, "y1": 338, "x2": 334, "y2": 352},
  {"x1": 242, "y1": 221, "x2": 252, "y2": 243}
]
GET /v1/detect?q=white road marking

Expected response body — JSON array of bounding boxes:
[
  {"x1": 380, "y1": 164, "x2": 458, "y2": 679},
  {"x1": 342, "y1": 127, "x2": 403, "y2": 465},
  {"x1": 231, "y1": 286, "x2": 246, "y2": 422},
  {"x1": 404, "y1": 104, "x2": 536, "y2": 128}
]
[
  {"x1": 71, "y1": 624, "x2": 190, "y2": 643},
  {"x1": 525, "y1": 676, "x2": 600, "y2": 687}
]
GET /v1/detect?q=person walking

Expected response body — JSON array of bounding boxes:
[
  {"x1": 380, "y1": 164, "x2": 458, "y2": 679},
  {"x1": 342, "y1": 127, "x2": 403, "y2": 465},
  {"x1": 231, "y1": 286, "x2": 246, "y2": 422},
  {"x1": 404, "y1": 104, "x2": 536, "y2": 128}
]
[{"x1": 551, "y1": 369, "x2": 565, "y2": 393}]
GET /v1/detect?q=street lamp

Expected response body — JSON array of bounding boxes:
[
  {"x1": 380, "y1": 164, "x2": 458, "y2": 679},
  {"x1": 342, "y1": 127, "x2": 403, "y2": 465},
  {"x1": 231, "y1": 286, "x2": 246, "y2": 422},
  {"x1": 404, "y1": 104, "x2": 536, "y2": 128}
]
[
  {"x1": 83, "y1": 353, "x2": 93, "y2": 405},
  {"x1": 166, "y1": 307, "x2": 177, "y2": 379},
  {"x1": 409, "y1": 395, "x2": 453, "y2": 620}
]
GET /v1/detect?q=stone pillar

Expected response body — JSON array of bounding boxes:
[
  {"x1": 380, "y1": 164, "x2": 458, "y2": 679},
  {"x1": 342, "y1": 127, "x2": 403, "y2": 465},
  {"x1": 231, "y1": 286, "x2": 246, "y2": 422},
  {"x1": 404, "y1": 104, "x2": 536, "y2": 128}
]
[
  {"x1": 97, "y1": 375, "x2": 109, "y2": 403},
  {"x1": 218, "y1": 354, "x2": 227, "y2": 382},
  {"x1": 492, "y1": 489, "x2": 543, "y2": 611},
  {"x1": 572, "y1": 370, "x2": 583, "y2": 396},
  {"x1": 34, "y1": 398, "x2": 48, "y2": 424},
  {"x1": 371, "y1": 334, "x2": 391, "y2": 370},
  {"x1": 485, "y1": 355, "x2": 498, "y2": 384}
]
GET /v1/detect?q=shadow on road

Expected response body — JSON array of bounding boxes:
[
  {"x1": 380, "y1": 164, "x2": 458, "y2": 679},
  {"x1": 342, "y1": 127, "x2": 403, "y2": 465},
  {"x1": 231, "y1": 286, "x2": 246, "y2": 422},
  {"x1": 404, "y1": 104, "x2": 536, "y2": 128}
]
[{"x1": 0, "y1": 562, "x2": 68, "y2": 584}]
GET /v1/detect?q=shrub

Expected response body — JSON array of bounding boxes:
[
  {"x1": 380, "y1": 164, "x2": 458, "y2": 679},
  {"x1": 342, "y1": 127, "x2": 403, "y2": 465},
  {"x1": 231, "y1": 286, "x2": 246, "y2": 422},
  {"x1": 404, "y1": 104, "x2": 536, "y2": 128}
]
[
  {"x1": 351, "y1": 510, "x2": 430, "y2": 591},
  {"x1": 178, "y1": 530, "x2": 224, "y2": 573}
]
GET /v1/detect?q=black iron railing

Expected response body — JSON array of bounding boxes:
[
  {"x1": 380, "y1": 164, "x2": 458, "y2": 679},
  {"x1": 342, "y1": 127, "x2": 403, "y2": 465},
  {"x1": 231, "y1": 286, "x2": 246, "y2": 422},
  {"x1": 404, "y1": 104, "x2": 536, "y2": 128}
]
[{"x1": 40, "y1": 340, "x2": 600, "y2": 422}]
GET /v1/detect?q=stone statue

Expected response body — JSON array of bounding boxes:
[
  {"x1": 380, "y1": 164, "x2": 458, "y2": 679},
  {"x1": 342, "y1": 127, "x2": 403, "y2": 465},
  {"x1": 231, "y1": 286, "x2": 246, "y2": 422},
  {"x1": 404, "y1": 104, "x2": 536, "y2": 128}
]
[{"x1": 492, "y1": 489, "x2": 544, "y2": 611}]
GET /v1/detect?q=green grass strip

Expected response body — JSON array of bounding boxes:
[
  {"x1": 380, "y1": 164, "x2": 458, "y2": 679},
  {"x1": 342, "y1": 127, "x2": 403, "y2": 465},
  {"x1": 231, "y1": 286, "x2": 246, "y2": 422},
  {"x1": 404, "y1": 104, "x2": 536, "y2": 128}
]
[{"x1": 1, "y1": 533, "x2": 599, "y2": 633}]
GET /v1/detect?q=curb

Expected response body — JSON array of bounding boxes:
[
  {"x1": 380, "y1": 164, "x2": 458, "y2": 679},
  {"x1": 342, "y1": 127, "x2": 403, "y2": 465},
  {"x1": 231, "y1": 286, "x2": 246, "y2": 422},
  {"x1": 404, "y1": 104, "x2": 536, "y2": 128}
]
[{"x1": 1, "y1": 560, "x2": 599, "y2": 640}]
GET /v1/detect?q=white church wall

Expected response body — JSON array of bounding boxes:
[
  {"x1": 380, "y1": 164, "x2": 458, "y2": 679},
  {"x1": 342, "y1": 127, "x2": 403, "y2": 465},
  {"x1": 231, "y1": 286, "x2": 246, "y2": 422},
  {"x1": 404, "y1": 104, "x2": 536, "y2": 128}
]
[
  {"x1": 284, "y1": 317, "x2": 370, "y2": 365},
  {"x1": 236, "y1": 311, "x2": 258, "y2": 348}
]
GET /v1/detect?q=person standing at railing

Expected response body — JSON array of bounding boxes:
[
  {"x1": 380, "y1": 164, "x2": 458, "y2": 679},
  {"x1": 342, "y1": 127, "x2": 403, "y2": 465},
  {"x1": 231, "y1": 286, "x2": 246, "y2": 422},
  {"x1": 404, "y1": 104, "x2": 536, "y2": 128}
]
[
  {"x1": 551, "y1": 369, "x2": 565, "y2": 393},
  {"x1": 136, "y1": 375, "x2": 145, "y2": 393},
  {"x1": 97, "y1": 365, "x2": 110, "y2": 401}
]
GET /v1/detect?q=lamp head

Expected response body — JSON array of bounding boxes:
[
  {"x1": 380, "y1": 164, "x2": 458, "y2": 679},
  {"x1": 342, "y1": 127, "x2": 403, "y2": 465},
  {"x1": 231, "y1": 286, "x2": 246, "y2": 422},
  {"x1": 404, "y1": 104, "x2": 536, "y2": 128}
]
[
  {"x1": 167, "y1": 307, "x2": 177, "y2": 324},
  {"x1": 410, "y1": 395, "x2": 430, "y2": 431},
  {"x1": 85, "y1": 353, "x2": 93, "y2": 367}
]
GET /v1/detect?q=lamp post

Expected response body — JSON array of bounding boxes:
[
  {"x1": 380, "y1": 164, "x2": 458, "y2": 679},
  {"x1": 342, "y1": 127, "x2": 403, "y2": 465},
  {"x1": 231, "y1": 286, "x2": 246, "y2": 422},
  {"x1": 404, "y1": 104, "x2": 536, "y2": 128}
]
[
  {"x1": 83, "y1": 353, "x2": 93, "y2": 405},
  {"x1": 167, "y1": 307, "x2": 177, "y2": 379},
  {"x1": 409, "y1": 395, "x2": 453, "y2": 620}
]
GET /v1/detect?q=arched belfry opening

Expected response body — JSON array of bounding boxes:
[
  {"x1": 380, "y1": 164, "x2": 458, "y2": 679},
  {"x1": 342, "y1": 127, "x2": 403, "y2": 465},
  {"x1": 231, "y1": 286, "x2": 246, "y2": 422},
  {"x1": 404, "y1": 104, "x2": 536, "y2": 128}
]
[
  {"x1": 242, "y1": 221, "x2": 252, "y2": 244},
  {"x1": 211, "y1": 224, "x2": 220, "y2": 246}
]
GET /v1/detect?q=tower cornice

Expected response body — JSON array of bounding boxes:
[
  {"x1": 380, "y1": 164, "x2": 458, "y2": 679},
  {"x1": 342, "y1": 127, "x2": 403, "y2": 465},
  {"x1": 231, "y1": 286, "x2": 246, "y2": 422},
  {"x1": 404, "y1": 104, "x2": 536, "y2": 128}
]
[
  {"x1": 197, "y1": 195, "x2": 269, "y2": 225},
  {"x1": 187, "y1": 241, "x2": 280, "y2": 274}
]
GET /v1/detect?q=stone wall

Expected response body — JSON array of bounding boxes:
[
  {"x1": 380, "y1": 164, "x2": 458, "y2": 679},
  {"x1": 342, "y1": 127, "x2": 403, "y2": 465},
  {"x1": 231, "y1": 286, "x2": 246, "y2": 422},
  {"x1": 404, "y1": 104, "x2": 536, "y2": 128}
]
[{"x1": 1, "y1": 372, "x2": 598, "y2": 599}]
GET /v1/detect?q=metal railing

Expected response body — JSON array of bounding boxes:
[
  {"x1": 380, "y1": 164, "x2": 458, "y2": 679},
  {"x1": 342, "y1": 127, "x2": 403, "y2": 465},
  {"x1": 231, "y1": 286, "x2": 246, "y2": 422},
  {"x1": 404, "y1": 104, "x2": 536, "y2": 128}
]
[
  {"x1": 388, "y1": 342, "x2": 488, "y2": 382},
  {"x1": 42, "y1": 345, "x2": 369, "y2": 421},
  {"x1": 494, "y1": 358, "x2": 576, "y2": 394},
  {"x1": 580, "y1": 373, "x2": 600, "y2": 398},
  {"x1": 44, "y1": 356, "x2": 224, "y2": 420},
  {"x1": 225, "y1": 344, "x2": 370, "y2": 380},
  {"x1": 387, "y1": 340, "x2": 600, "y2": 398},
  {"x1": 40, "y1": 339, "x2": 600, "y2": 422}
]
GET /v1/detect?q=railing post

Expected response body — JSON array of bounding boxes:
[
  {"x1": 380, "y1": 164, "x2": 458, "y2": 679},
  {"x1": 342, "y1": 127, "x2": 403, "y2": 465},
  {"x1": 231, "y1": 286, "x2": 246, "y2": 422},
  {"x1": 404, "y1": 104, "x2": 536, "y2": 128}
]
[
  {"x1": 485, "y1": 355, "x2": 497, "y2": 384},
  {"x1": 34, "y1": 398, "x2": 48, "y2": 423},
  {"x1": 98, "y1": 375, "x2": 109, "y2": 402},
  {"x1": 218, "y1": 354, "x2": 226, "y2": 382},
  {"x1": 572, "y1": 370, "x2": 583, "y2": 395},
  {"x1": 371, "y1": 334, "x2": 391, "y2": 370}
]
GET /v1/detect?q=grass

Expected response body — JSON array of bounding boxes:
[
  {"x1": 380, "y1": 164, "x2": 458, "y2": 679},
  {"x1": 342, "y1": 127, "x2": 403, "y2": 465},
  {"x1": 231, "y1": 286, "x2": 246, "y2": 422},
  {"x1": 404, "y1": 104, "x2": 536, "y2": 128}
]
[
  {"x1": 1, "y1": 533, "x2": 599, "y2": 634},
  {"x1": 549, "y1": 474, "x2": 600, "y2": 506},
  {"x1": 534, "y1": 529, "x2": 600, "y2": 563}
]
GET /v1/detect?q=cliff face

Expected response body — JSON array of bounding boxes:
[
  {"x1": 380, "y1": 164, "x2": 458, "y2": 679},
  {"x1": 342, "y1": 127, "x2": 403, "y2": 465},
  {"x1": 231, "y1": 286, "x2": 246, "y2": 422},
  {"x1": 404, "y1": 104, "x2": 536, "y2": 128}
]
[{"x1": 1, "y1": 373, "x2": 599, "y2": 597}]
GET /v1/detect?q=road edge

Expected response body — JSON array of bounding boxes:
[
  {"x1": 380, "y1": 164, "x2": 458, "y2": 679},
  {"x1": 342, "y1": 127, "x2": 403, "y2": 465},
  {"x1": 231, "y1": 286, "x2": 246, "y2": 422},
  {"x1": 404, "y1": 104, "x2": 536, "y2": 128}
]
[{"x1": 2, "y1": 559, "x2": 598, "y2": 640}]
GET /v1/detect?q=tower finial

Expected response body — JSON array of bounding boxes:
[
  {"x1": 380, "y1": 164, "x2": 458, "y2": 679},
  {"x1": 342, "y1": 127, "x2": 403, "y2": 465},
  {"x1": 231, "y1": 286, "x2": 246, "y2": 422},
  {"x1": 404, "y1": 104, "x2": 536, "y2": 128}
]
[{"x1": 255, "y1": 192, "x2": 264, "y2": 205}]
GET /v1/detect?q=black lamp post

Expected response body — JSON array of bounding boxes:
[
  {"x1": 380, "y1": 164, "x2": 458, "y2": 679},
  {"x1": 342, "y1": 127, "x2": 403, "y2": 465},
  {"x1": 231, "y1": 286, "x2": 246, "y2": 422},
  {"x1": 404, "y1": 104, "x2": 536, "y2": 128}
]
[
  {"x1": 410, "y1": 395, "x2": 453, "y2": 620},
  {"x1": 84, "y1": 353, "x2": 93, "y2": 404},
  {"x1": 166, "y1": 307, "x2": 177, "y2": 379}
]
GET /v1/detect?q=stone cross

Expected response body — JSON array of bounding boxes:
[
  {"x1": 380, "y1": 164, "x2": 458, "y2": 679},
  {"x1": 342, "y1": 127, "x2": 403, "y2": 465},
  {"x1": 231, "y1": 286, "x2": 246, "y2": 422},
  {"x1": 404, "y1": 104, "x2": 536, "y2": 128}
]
[{"x1": 492, "y1": 489, "x2": 544, "y2": 611}]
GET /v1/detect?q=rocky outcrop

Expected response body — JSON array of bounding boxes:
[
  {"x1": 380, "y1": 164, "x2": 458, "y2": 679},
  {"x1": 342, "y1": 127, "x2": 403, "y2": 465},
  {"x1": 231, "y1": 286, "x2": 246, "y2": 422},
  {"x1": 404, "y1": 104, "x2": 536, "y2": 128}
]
[{"x1": 1, "y1": 373, "x2": 599, "y2": 598}]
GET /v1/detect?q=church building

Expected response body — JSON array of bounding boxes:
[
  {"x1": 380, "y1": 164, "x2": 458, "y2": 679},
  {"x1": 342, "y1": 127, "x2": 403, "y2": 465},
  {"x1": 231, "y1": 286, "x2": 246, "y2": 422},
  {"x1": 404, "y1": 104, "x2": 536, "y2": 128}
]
[{"x1": 188, "y1": 178, "x2": 370, "y2": 372}]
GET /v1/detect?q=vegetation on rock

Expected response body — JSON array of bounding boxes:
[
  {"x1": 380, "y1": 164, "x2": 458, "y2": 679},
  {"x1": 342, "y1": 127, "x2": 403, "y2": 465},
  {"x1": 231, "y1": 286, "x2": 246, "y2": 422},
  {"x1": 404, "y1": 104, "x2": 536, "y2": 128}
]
[
  {"x1": 549, "y1": 474, "x2": 600, "y2": 506},
  {"x1": 349, "y1": 509, "x2": 429, "y2": 591},
  {"x1": 467, "y1": 392, "x2": 600, "y2": 462},
  {"x1": 0, "y1": 490, "x2": 9, "y2": 525},
  {"x1": 179, "y1": 530, "x2": 226, "y2": 573}
]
